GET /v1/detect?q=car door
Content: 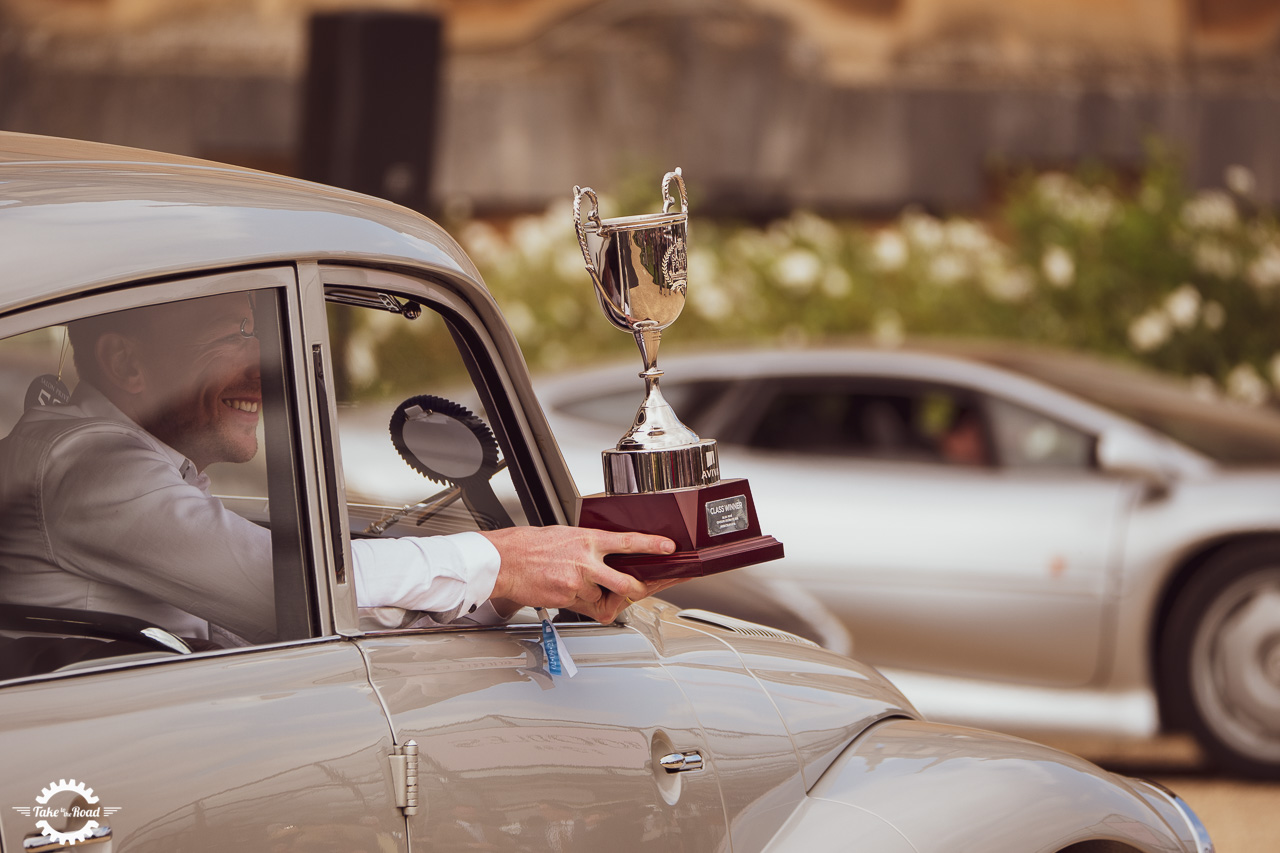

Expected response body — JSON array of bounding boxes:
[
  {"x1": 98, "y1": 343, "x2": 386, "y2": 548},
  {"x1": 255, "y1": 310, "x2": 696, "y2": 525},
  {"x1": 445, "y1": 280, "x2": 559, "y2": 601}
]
[
  {"x1": 716, "y1": 374, "x2": 1134, "y2": 688},
  {"x1": 312, "y1": 266, "x2": 731, "y2": 852},
  {"x1": 0, "y1": 269, "x2": 405, "y2": 853}
]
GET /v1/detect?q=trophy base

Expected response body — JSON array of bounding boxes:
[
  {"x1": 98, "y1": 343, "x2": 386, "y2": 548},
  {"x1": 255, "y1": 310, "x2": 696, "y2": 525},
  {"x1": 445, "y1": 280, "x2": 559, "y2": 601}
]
[{"x1": 577, "y1": 478, "x2": 784, "y2": 581}]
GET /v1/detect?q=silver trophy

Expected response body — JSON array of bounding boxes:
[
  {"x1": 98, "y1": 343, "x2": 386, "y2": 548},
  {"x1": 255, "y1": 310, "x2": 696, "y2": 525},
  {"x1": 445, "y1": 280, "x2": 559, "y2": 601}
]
[{"x1": 573, "y1": 168, "x2": 720, "y2": 495}]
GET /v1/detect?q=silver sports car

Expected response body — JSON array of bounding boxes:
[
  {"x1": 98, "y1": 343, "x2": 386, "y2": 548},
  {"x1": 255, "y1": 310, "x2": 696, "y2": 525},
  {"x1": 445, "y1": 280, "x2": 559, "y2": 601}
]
[{"x1": 540, "y1": 343, "x2": 1280, "y2": 778}]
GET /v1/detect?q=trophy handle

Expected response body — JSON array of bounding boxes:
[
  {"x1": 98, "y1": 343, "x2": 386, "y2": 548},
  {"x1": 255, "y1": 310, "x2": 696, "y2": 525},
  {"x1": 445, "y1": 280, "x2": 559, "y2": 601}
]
[
  {"x1": 662, "y1": 167, "x2": 687, "y2": 215},
  {"x1": 573, "y1": 185, "x2": 604, "y2": 285}
]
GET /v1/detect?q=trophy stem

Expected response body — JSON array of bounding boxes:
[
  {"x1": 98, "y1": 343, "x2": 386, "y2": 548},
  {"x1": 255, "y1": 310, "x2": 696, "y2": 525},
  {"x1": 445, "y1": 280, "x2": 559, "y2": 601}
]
[{"x1": 634, "y1": 324, "x2": 662, "y2": 373}]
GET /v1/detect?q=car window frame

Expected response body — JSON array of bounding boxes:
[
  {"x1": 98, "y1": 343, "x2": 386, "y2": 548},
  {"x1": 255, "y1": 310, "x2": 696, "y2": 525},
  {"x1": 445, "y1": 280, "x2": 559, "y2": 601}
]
[
  {"x1": 0, "y1": 265, "x2": 332, "y2": 685},
  {"x1": 309, "y1": 264, "x2": 578, "y2": 636}
]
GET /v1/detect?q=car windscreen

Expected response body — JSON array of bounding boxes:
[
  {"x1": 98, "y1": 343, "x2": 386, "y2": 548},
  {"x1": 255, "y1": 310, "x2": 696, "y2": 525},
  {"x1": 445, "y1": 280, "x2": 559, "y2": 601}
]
[{"x1": 984, "y1": 352, "x2": 1280, "y2": 467}]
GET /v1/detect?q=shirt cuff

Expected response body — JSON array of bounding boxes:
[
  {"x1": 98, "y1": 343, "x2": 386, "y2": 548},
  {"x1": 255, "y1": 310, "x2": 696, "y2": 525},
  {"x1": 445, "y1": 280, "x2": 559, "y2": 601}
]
[
  {"x1": 350, "y1": 530, "x2": 502, "y2": 621},
  {"x1": 444, "y1": 531, "x2": 502, "y2": 616}
]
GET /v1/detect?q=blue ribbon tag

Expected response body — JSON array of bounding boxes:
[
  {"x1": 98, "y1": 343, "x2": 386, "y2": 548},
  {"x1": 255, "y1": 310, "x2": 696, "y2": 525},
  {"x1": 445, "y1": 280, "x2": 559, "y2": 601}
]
[{"x1": 537, "y1": 608, "x2": 578, "y2": 677}]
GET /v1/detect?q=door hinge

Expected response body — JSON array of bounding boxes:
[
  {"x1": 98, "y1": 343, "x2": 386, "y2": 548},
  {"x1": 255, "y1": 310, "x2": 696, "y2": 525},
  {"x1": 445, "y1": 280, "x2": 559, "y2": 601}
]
[{"x1": 388, "y1": 739, "x2": 420, "y2": 816}]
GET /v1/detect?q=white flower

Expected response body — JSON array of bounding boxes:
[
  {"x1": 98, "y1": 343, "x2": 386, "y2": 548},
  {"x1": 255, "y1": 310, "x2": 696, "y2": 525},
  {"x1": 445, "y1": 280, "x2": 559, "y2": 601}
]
[
  {"x1": 791, "y1": 211, "x2": 841, "y2": 251},
  {"x1": 504, "y1": 300, "x2": 537, "y2": 340},
  {"x1": 511, "y1": 215, "x2": 557, "y2": 262},
  {"x1": 1033, "y1": 173, "x2": 1114, "y2": 228},
  {"x1": 459, "y1": 221, "x2": 507, "y2": 268},
  {"x1": 1128, "y1": 310, "x2": 1171, "y2": 352},
  {"x1": 687, "y1": 247, "x2": 718, "y2": 286},
  {"x1": 364, "y1": 306, "x2": 401, "y2": 336},
  {"x1": 1226, "y1": 164, "x2": 1257, "y2": 197},
  {"x1": 872, "y1": 309, "x2": 904, "y2": 347},
  {"x1": 928, "y1": 252, "x2": 967, "y2": 286},
  {"x1": 689, "y1": 279, "x2": 733, "y2": 321},
  {"x1": 1041, "y1": 245, "x2": 1075, "y2": 288},
  {"x1": 871, "y1": 230, "x2": 908, "y2": 271},
  {"x1": 773, "y1": 248, "x2": 822, "y2": 292},
  {"x1": 1066, "y1": 187, "x2": 1117, "y2": 230},
  {"x1": 1203, "y1": 300, "x2": 1226, "y2": 330},
  {"x1": 1181, "y1": 190, "x2": 1239, "y2": 231},
  {"x1": 982, "y1": 266, "x2": 1034, "y2": 303},
  {"x1": 1227, "y1": 363, "x2": 1269, "y2": 406},
  {"x1": 1164, "y1": 284, "x2": 1201, "y2": 329},
  {"x1": 347, "y1": 337, "x2": 378, "y2": 386},
  {"x1": 945, "y1": 219, "x2": 991, "y2": 252},
  {"x1": 821, "y1": 267, "x2": 853, "y2": 298},
  {"x1": 902, "y1": 211, "x2": 944, "y2": 251},
  {"x1": 728, "y1": 230, "x2": 766, "y2": 263},
  {"x1": 556, "y1": 245, "x2": 588, "y2": 281},
  {"x1": 1192, "y1": 238, "x2": 1238, "y2": 278},
  {"x1": 1247, "y1": 243, "x2": 1280, "y2": 290}
]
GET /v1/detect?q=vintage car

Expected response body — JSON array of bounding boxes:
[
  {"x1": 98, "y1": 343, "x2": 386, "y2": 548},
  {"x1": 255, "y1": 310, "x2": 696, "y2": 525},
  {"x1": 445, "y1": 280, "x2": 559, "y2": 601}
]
[
  {"x1": 538, "y1": 343, "x2": 1280, "y2": 780},
  {"x1": 0, "y1": 132, "x2": 1213, "y2": 852}
]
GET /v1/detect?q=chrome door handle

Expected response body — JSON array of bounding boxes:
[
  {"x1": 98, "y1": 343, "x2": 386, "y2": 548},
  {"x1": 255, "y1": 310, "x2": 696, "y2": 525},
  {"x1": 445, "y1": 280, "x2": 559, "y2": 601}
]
[{"x1": 658, "y1": 750, "x2": 704, "y2": 773}]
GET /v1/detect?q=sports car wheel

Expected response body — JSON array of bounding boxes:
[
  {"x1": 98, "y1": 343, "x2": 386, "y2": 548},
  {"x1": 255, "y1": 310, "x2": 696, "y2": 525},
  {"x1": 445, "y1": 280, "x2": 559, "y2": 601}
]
[{"x1": 1162, "y1": 543, "x2": 1280, "y2": 778}]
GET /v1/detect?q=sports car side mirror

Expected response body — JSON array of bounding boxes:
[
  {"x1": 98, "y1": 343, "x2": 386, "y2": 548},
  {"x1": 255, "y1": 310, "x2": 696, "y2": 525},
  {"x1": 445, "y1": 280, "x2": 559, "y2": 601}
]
[{"x1": 1096, "y1": 428, "x2": 1174, "y2": 497}]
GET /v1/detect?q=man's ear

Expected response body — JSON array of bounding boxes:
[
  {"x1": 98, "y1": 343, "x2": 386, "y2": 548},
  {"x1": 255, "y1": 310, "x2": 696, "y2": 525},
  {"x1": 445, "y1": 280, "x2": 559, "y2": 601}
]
[{"x1": 95, "y1": 333, "x2": 146, "y2": 394}]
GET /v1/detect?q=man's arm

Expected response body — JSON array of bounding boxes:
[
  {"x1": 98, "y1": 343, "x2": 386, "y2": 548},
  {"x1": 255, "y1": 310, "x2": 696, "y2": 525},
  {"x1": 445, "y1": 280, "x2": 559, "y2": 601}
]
[{"x1": 355, "y1": 526, "x2": 680, "y2": 625}]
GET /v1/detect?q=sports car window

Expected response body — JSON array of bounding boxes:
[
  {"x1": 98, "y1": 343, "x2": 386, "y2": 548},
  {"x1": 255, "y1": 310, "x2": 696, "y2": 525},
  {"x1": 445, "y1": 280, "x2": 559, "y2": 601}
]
[
  {"x1": 0, "y1": 281, "x2": 313, "y2": 682},
  {"x1": 745, "y1": 380, "x2": 993, "y2": 466},
  {"x1": 985, "y1": 397, "x2": 1093, "y2": 470}
]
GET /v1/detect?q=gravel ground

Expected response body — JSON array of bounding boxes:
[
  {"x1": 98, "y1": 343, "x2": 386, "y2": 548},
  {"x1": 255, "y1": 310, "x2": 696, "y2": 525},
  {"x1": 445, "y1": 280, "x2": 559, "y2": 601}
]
[{"x1": 1038, "y1": 733, "x2": 1280, "y2": 852}]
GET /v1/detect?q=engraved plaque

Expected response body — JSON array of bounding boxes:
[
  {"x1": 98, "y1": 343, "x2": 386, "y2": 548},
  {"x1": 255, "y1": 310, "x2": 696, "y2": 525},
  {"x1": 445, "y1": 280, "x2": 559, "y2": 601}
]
[{"x1": 706, "y1": 494, "x2": 749, "y2": 537}]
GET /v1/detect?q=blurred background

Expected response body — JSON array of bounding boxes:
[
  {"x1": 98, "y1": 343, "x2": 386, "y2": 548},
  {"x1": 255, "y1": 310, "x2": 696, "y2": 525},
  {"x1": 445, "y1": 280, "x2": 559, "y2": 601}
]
[
  {"x1": 3, "y1": 0, "x2": 1280, "y2": 395},
  {"x1": 5, "y1": 2, "x2": 1280, "y2": 844}
]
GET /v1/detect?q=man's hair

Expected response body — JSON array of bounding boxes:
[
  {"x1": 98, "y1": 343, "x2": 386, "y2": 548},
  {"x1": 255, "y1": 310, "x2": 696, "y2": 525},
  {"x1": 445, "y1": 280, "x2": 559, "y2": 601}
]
[{"x1": 67, "y1": 305, "x2": 160, "y2": 390}]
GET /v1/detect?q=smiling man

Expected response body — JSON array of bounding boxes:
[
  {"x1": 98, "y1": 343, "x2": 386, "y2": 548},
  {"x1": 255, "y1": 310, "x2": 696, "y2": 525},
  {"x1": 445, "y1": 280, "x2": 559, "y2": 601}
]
[{"x1": 0, "y1": 291, "x2": 674, "y2": 649}]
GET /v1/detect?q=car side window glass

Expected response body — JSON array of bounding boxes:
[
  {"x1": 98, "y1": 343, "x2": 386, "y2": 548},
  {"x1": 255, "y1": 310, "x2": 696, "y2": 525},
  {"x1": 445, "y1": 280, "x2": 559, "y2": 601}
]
[
  {"x1": 0, "y1": 286, "x2": 312, "y2": 683},
  {"x1": 986, "y1": 396, "x2": 1094, "y2": 470},
  {"x1": 325, "y1": 297, "x2": 530, "y2": 558},
  {"x1": 744, "y1": 380, "x2": 992, "y2": 467}
]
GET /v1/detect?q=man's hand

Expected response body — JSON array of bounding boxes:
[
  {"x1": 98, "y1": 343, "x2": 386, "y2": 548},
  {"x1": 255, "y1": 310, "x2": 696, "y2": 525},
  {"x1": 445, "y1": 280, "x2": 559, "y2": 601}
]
[{"x1": 481, "y1": 526, "x2": 679, "y2": 623}]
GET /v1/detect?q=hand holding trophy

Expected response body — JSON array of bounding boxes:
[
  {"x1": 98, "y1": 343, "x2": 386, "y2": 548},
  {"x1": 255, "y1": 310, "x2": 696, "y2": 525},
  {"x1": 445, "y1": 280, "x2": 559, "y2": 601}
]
[{"x1": 572, "y1": 169, "x2": 783, "y2": 579}]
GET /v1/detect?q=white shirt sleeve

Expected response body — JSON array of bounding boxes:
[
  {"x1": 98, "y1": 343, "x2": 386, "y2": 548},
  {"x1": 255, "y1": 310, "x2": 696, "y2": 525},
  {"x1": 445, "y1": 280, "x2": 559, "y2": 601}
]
[{"x1": 350, "y1": 530, "x2": 502, "y2": 623}]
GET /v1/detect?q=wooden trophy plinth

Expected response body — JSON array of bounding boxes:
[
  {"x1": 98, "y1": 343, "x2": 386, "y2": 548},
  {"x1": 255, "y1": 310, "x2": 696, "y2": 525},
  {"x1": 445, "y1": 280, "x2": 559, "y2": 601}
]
[{"x1": 577, "y1": 479, "x2": 784, "y2": 580}]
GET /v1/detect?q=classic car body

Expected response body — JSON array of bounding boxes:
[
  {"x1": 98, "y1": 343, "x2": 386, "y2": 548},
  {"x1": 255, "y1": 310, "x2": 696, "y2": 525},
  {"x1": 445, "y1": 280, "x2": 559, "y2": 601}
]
[
  {"x1": 539, "y1": 344, "x2": 1280, "y2": 779},
  {"x1": 0, "y1": 132, "x2": 1210, "y2": 852}
]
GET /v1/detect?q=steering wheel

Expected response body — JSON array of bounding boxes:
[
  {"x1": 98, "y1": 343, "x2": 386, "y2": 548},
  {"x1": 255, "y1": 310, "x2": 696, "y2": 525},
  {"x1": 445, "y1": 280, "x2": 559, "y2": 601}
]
[
  {"x1": 386, "y1": 395, "x2": 515, "y2": 531},
  {"x1": 0, "y1": 603, "x2": 193, "y2": 654}
]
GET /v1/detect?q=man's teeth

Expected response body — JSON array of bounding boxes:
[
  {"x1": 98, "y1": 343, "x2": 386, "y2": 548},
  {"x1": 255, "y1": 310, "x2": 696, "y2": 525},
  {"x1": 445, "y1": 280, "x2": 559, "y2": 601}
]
[{"x1": 224, "y1": 399, "x2": 259, "y2": 413}]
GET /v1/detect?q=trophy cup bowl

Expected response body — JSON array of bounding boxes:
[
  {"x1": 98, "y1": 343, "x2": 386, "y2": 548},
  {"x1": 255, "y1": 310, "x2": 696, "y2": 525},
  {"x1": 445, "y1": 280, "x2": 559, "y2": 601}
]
[{"x1": 571, "y1": 169, "x2": 783, "y2": 580}]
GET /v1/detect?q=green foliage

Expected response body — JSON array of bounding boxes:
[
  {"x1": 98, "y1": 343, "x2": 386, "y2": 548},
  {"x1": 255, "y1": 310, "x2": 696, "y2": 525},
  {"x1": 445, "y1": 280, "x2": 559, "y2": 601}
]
[{"x1": 366, "y1": 147, "x2": 1280, "y2": 404}]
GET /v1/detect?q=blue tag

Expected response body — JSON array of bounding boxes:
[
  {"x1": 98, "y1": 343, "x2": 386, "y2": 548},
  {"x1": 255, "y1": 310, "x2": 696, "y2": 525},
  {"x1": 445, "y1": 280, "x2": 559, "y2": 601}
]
[{"x1": 537, "y1": 608, "x2": 577, "y2": 677}]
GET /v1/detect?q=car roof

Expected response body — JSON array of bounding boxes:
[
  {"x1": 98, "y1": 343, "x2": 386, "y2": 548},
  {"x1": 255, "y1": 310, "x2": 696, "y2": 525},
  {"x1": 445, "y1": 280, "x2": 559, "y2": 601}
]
[{"x1": 0, "y1": 131, "x2": 484, "y2": 313}]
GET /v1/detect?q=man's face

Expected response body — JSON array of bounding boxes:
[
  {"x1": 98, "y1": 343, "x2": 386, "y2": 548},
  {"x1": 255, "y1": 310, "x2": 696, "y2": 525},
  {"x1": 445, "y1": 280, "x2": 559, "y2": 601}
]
[{"x1": 136, "y1": 293, "x2": 262, "y2": 471}]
